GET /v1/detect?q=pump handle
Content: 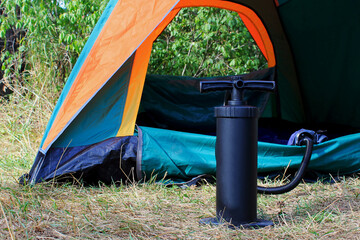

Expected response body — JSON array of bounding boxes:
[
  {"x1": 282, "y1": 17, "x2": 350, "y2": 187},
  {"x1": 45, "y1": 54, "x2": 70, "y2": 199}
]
[{"x1": 200, "y1": 79, "x2": 275, "y2": 93}]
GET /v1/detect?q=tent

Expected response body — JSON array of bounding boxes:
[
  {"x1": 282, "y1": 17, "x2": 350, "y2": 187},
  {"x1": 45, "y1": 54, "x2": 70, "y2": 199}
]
[{"x1": 23, "y1": 0, "x2": 360, "y2": 184}]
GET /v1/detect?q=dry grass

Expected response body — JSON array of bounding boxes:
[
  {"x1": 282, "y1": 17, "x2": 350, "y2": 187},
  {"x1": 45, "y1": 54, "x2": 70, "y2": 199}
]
[
  {"x1": 0, "y1": 177, "x2": 360, "y2": 239},
  {"x1": 1, "y1": 74, "x2": 360, "y2": 239}
]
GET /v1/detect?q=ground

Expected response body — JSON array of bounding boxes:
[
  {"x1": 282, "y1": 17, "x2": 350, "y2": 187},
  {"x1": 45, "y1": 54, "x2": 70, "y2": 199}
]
[{"x1": 1, "y1": 171, "x2": 360, "y2": 239}]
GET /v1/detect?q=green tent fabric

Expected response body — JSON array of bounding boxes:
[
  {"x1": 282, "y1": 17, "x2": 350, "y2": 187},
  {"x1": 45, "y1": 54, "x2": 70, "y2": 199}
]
[
  {"x1": 278, "y1": 0, "x2": 360, "y2": 128},
  {"x1": 137, "y1": 72, "x2": 273, "y2": 135}
]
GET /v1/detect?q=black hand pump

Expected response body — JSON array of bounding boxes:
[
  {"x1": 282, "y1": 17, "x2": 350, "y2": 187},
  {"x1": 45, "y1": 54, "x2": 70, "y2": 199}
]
[
  {"x1": 199, "y1": 77, "x2": 276, "y2": 228},
  {"x1": 198, "y1": 76, "x2": 316, "y2": 228}
]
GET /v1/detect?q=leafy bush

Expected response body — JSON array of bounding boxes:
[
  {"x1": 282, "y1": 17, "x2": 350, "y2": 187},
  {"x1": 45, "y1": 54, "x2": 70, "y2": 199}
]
[
  {"x1": 148, "y1": 7, "x2": 267, "y2": 77},
  {"x1": 0, "y1": 0, "x2": 108, "y2": 97}
]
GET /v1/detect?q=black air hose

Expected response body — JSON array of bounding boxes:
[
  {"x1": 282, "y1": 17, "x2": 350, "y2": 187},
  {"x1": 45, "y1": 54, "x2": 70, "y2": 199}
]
[{"x1": 257, "y1": 136, "x2": 313, "y2": 194}]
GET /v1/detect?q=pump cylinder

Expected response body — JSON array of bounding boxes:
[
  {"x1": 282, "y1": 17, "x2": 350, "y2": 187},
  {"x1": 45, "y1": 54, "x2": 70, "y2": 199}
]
[{"x1": 215, "y1": 105, "x2": 259, "y2": 225}]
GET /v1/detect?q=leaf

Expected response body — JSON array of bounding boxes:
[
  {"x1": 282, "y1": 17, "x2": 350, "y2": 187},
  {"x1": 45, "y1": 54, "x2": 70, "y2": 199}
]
[
  {"x1": 59, "y1": 32, "x2": 65, "y2": 43},
  {"x1": 0, "y1": 29, "x2": 5, "y2": 38},
  {"x1": 18, "y1": 46, "x2": 26, "y2": 52}
]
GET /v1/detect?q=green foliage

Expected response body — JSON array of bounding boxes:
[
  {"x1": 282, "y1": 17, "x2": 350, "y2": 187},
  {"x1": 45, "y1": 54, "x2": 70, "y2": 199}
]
[
  {"x1": 148, "y1": 7, "x2": 267, "y2": 77},
  {"x1": 0, "y1": 0, "x2": 108, "y2": 91}
]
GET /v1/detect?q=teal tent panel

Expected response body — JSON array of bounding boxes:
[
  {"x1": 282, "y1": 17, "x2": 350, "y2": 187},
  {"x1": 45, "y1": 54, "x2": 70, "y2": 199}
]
[
  {"x1": 258, "y1": 133, "x2": 360, "y2": 174},
  {"x1": 139, "y1": 126, "x2": 360, "y2": 181},
  {"x1": 53, "y1": 54, "x2": 134, "y2": 148},
  {"x1": 278, "y1": 0, "x2": 360, "y2": 128},
  {"x1": 139, "y1": 126, "x2": 216, "y2": 181},
  {"x1": 40, "y1": 0, "x2": 119, "y2": 149}
]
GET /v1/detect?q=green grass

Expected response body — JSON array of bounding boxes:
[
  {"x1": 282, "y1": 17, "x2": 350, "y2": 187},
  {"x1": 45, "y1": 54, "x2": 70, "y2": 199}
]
[{"x1": 1, "y1": 83, "x2": 360, "y2": 239}]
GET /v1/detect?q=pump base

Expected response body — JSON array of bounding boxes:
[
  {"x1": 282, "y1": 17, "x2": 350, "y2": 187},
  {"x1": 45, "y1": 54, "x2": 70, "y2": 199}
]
[{"x1": 200, "y1": 217, "x2": 273, "y2": 229}]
